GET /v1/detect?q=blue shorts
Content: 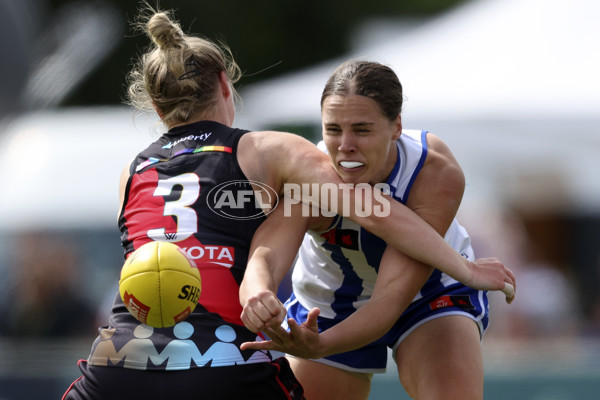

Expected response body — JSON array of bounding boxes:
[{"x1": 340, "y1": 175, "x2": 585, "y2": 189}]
[{"x1": 285, "y1": 283, "x2": 488, "y2": 373}]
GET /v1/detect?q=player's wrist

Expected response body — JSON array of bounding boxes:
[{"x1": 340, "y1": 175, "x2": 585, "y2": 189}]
[
  {"x1": 454, "y1": 258, "x2": 475, "y2": 287},
  {"x1": 317, "y1": 332, "x2": 339, "y2": 359}
]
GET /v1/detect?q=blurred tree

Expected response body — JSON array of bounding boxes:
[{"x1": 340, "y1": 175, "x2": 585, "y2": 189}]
[{"x1": 42, "y1": 0, "x2": 467, "y2": 106}]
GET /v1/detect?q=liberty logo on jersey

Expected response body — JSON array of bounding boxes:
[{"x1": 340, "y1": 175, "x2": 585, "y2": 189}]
[
  {"x1": 161, "y1": 132, "x2": 213, "y2": 149},
  {"x1": 207, "y1": 180, "x2": 279, "y2": 220}
]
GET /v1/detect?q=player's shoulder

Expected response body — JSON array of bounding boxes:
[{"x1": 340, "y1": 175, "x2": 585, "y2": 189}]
[
  {"x1": 423, "y1": 132, "x2": 450, "y2": 154},
  {"x1": 420, "y1": 132, "x2": 465, "y2": 194},
  {"x1": 240, "y1": 130, "x2": 316, "y2": 152}
]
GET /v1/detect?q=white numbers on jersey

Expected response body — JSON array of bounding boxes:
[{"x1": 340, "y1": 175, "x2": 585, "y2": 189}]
[{"x1": 147, "y1": 173, "x2": 200, "y2": 242}]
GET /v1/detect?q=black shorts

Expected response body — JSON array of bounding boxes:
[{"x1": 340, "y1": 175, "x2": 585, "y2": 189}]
[{"x1": 62, "y1": 357, "x2": 304, "y2": 400}]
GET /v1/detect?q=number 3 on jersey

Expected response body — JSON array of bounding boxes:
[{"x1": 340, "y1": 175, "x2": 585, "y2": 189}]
[{"x1": 147, "y1": 173, "x2": 200, "y2": 242}]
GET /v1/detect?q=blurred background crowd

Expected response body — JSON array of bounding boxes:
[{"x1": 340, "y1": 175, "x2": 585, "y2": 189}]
[{"x1": 0, "y1": 0, "x2": 599, "y2": 399}]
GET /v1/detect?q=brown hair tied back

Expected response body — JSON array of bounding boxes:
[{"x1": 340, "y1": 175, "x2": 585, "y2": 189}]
[
  {"x1": 321, "y1": 60, "x2": 403, "y2": 121},
  {"x1": 147, "y1": 12, "x2": 186, "y2": 50}
]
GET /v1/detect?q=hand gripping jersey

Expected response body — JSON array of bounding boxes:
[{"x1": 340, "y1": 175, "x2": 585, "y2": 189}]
[
  {"x1": 87, "y1": 121, "x2": 274, "y2": 371},
  {"x1": 292, "y1": 130, "x2": 475, "y2": 320}
]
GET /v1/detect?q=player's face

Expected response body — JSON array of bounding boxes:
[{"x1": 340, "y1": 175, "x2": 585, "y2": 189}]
[{"x1": 322, "y1": 94, "x2": 401, "y2": 185}]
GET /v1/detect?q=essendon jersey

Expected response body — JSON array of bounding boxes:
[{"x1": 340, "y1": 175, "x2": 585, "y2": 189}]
[{"x1": 88, "y1": 121, "x2": 273, "y2": 371}]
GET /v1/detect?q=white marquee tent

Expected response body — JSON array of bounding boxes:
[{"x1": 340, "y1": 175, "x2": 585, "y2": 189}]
[{"x1": 0, "y1": 107, "x2": 158, "y2": 230}]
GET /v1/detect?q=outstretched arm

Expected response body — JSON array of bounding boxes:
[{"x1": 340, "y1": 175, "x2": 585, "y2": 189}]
[
  {"x1": 242, "y1": 245, "x2": 432, "y2": 358},
  {"x1": 253, "y1": 131, "x2": 515, "y2": 299},
  {"x1": 241, "y1": 254, "x2": 513, "y2": 357},
  {"x1": 240, "y1": 131, "x2": 515, "y2": 301}
]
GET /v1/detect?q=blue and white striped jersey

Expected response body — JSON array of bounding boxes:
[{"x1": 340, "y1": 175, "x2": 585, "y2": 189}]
[{"x1": 291, "y1": 130, "x2": 474, "y2": 320}]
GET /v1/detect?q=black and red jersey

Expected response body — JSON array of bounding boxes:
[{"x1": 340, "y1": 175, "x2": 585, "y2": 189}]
[{"x1": 88, "y1": 121, "x2": 273, "y2": 371}]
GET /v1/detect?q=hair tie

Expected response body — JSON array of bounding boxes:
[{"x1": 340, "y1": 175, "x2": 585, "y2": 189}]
[{"x1": 178, "y1": 58, "x2": 202, "y2": 80}]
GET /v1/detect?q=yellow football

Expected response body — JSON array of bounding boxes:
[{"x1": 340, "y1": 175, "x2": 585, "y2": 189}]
[{"x1": 119, "y1": 241, "x2": 201, "y2": 328}]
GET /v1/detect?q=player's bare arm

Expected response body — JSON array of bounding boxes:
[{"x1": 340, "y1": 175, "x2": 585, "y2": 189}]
[{"x1": 240, "y1": 199, "x2": 330, "y2": 333}]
